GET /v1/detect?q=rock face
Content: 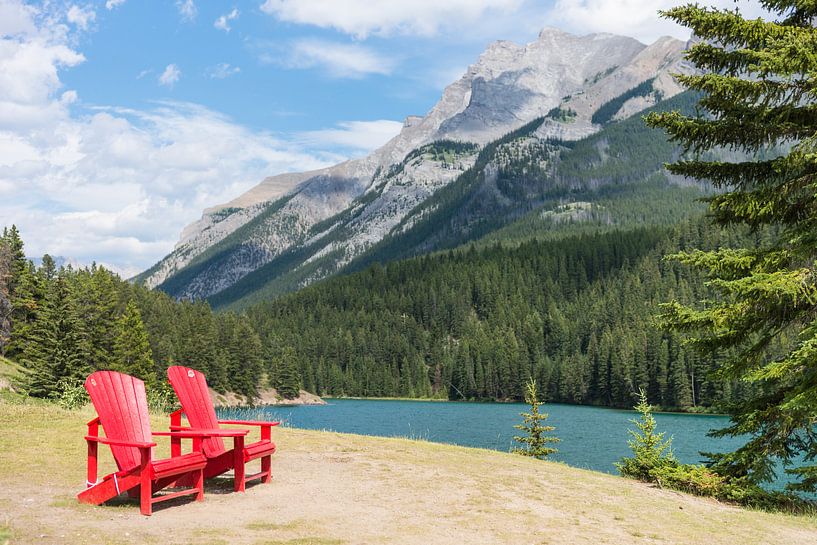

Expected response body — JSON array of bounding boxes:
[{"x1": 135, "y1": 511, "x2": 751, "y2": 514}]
[
  {"x1": 209, "y1": 387, "x2": 326, "y2": 407},
  {"x1": 139, "y1": 28, "x2": 692, "y2": 302}
]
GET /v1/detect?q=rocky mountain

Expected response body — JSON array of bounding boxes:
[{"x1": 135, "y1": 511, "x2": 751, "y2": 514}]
[{"x1": 137, "y1": 28, "x2": 693, "y2": 305}]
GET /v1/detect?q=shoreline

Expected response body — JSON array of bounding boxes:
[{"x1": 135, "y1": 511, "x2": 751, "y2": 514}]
[
  {"x1": 211, "y1": 387, "x2": 327, "y2": 408},
  {"x1": 321, "y1": 395, "x2": 730, "y2": 416}
]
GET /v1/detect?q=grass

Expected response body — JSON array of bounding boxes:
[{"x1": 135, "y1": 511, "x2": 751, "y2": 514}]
[
  {"x1": 0, "y1": 356, "x2": 21, "y2": 382},
  {"x1": 1, "y1": 399, "x2": 816, "y2": 545},
  {"x1": 0, "y1": 521, "x2": 10, "y2": 545}
]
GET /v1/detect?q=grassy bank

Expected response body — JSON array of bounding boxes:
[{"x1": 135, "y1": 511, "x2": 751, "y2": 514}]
[{"x1": 1, "y1": 399, "x2": 816, "y2": 545}]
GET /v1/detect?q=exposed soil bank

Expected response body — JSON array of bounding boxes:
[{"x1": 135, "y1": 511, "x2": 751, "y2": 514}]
[{"x1": 210, "y1": 387, "x2": 326, "y2": 407}]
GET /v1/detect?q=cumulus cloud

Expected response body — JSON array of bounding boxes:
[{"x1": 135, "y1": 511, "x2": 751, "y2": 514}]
[
  {"x1": 0, "y1": 3, "x2": 343, "y2": 275},
  {"x1": 259, "y1": 0, "x2": 770, "y2": 44},
  {"x1": 260, "y1": 0, "x2": 523, "y2": 38},
  {"x1": 105, "y1": 0, "x2": 126, "y2": 10},
  {"x1": 206, "y1": 62, "x2": 240, "y2": 79},
  {"x1": 547, "y1": 0, "x2": 769, "y2": 43},
  {"x1": 0, "y1": 0, "x2": 37, "y2": 36},
  {"x1": 214, "y1": 8, "x2": 239, "y2": 32},
  {"x1": 282, "y1": 39, "x2": 395, "y2": 78},
  {"x1": 298, "y1": 120, "x2": 403, "y2": 154},
  {"x1": 158, "y1": 63, "x2": 180, "y2": 88},
  {"x1": 66, "y1": 5, "x2": 96, "y2": 31},
  {"x1": 176, "y1": 0, "x2": 196, "y2": 22}
]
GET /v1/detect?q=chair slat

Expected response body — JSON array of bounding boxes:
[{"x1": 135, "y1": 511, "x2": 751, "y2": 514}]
[
  {"x1": 167, "y1": 366, "x2": 226, "y2": 457},
  {"x1": 85, "y1": 371, "x2": 152, "y2": 472}
]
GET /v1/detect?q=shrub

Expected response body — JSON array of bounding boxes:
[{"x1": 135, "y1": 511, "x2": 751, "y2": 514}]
[
  {"x1": 51, "y1": 378, "x2": 89, "y2": 410},
  {"x1": 618, "y1": 390, "x2": 813, "y2": 513},
  {"x1": 147, "y1": 380, "x2": 179, "y2": 414},
  {"x1": 650, "y1": 464, "x2": 810, "y2": 512}
]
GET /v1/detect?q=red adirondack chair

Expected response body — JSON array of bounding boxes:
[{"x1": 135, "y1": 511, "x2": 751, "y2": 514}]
[
  {"x1": 77, "y1": 370, "x2": 249, "y2": 515},
  {"x1": 166, "y1": 365, "x2": 279, "y2": 492}
]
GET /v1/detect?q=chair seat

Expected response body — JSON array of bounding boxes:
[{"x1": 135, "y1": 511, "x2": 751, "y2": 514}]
[
  {"x1": 152, "y1": 452, "x2": 207, "y2": 479},
  {"x1": 244, "y1": 439, "x2": 276, "y2": 462}
]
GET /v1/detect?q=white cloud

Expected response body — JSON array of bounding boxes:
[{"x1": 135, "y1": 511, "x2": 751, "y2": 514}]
[
  {"x1": 176, "y1": 0, "x2": 196, "y2": 22},
  {"x1": 547, "y1": 0, "x2": 769, "y2": 43},
  {"x1": 207, "y1": 62, "x2": 240, "y2": 79},
  {"x1": 158, "y1": 63, "x2": 180, "y2": 88},
  {"x1": 298, "y1": 120, "x2": 402, "y2": 153},
  {"x1": 105, "y1": 0, "x2": 126, "y2": 10},
  {"x1": 0, "y1": 0, "x2": 37, "y2": 36},
  {"x1": 0, "y1": 6, "x2": 343, "y2": 275},
  {"x1": 214, "y1": 8, "x2": 239, "y2": 32},
  {"x1": 260, "y1": 0, "x2": 523, "y2": 38},
  {"x1": 283, "y1": 39, "x2": 395, "y2": 78},
  {"x1": 66, "y1": 5, "x2": 95, "y2": 31}
]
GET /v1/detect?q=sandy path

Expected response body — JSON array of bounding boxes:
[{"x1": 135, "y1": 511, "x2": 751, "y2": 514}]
[{"x1": 1, "y1": 405, "x2": 816, "y2": 545}]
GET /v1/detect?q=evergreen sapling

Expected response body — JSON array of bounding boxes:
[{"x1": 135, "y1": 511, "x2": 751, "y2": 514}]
[{"x1": 513, "y1": 378, "x2": 559, "y2": 459}]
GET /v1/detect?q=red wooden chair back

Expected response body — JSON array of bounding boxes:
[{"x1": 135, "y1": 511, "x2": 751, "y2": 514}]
[
  {"x1": 84, "y1": 371, "x2": 153, "y2": 472},
  {"x1": 167, "y1": 366, "x2": 226, "y2": 458}
]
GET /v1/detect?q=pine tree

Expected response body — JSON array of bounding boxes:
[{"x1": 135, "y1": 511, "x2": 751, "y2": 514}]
[
  {"x1": 0, "y1": 237, "x2": 11, "y2": 354},
  {"x1": 648, "y1": 1, "x2": 817, "y2": 491},
  {"x1": 273, "y1": 346, "x2": 301, "y2": 399},
  {"x1": 22, "y1": 273, "x2": 90, "y2": 397},
  {"x1": 112, "y1": 300, "x2": 156, "y2": 386},
  {"x1": 513, "y1": 378, "x2": 559, "y2": 459},
  {"x1": 4, "y1": 226, "x2": 41, "y2": 358}
]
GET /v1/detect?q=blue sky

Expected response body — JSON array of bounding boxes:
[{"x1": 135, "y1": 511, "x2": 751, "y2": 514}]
[{"x1": 0, "y1": 0, "x2": 766, "y2": 275}]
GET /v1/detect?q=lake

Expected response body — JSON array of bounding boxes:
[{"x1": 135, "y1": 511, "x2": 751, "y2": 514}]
[{"x1": 219, "y1": 398, "x2": 741, "y2": 476}]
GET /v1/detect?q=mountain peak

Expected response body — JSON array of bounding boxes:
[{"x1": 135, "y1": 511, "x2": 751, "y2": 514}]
[
  {"x1": 537, "y1": 26, "x2": 569, "y2": 39},
  {"x1": 140, "y1": 26, "x2": 692, "y2": 300}
]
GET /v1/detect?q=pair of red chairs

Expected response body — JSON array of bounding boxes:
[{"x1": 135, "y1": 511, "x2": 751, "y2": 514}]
[{"x1": 76, "y1": 366, "x2": 279, "y2": 515}]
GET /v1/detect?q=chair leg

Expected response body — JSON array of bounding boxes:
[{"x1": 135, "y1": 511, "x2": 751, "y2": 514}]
[
  {"x1": 139, "y1": 447, "x2": 152, "y2": 516},
  {"x1": 194, "y1": 468, "x2": 204, "y2": 501},
  {"x1": 261, "y1": 455, "x2": 272, "y2": 484},
  {"x1": 234, "y1": 455, "x2": 245, "y2": 492},
  {"x1": 140, "y1": 471, "x2": 152, "y2": 516},
  {"x1": 233, "y1": 437, "x2": 246, "y2": 492}
]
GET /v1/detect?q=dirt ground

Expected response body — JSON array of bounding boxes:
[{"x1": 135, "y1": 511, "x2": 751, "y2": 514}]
[{"x1": 1, "y1": 401, "x2": 816, "y2": 545}]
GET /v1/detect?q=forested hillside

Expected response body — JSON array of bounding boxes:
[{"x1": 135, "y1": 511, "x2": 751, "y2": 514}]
[
  {"x1": 213, "y1": 91, "x2": 703, "y2": 310},
  {"x1": 0, "y1": 226, "x2": 279, "y2": 400},
  {"x1": 245, "y1": 216, "x2": 772, "y2": 410}
]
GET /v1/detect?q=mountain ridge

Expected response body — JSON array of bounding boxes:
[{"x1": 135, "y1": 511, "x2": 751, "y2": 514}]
[{"x1": 138, "y1": 28, "x2": 693, "y2": 305}]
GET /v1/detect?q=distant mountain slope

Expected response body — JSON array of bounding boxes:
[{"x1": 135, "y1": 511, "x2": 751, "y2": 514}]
[
  {"x1": 212, "y1": 90, "x2": 703, "y2": 309},
  {"x1": 138, "y1": 29, "x2": 691, "y2": 302}
]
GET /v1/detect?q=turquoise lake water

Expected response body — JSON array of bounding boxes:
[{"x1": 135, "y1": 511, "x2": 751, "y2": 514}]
[{"x1": 219, "y1": 399, "x2": 742, "y2": 476}]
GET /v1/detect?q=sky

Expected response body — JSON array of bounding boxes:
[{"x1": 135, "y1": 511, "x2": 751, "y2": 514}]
[{"x1": 0, "y1": 0, "x2": 768, "y2": 277}]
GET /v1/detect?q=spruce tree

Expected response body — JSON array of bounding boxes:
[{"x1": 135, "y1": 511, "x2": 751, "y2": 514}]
[
  {"x1": 617, "y1": 389, "x2": 676, "y2": 480},
  {"x1": 513, "y1": 378, "x2": 559, "y2": 459},
  {"x1": 273, "y1": 346, "x2": 301, "y2": 399},
  {"x1": 22, "y1": 273, "x2": 90, "y2": 397},
  {"x1": 112, "y1": 300, "x2": 156, "y2": 386},
  {"x1": 0, "y1": 237, "x2": 11, "y2": 354},
  {"x1": 4, "y1": 226, "x2": 41, "y2": 358},
  {"x1": 648, "y1": 1, "x2": 817, "y2": 491}
]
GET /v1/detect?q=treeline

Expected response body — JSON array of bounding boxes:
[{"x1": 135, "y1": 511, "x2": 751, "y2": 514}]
[
  {"x1": 591, "y1": 78, "x2": 659, "y2": 125},
  {"x1": 0, "y1": 226, "x2": 282, "y2": 399},
  {"x1": 246, "y1": 219, "x2": 767, "y2": 410}
]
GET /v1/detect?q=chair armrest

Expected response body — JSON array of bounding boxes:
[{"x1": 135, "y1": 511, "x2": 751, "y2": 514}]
[
  {"x1": 84, "y1": 435, "x2": 156, "y2": 448},
  {"x1": 218, "y1": 420, "x2": 281, "y2": 427},
  {"x1": 153, "y1": 429, "x2": 249, "y2": 438}
]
